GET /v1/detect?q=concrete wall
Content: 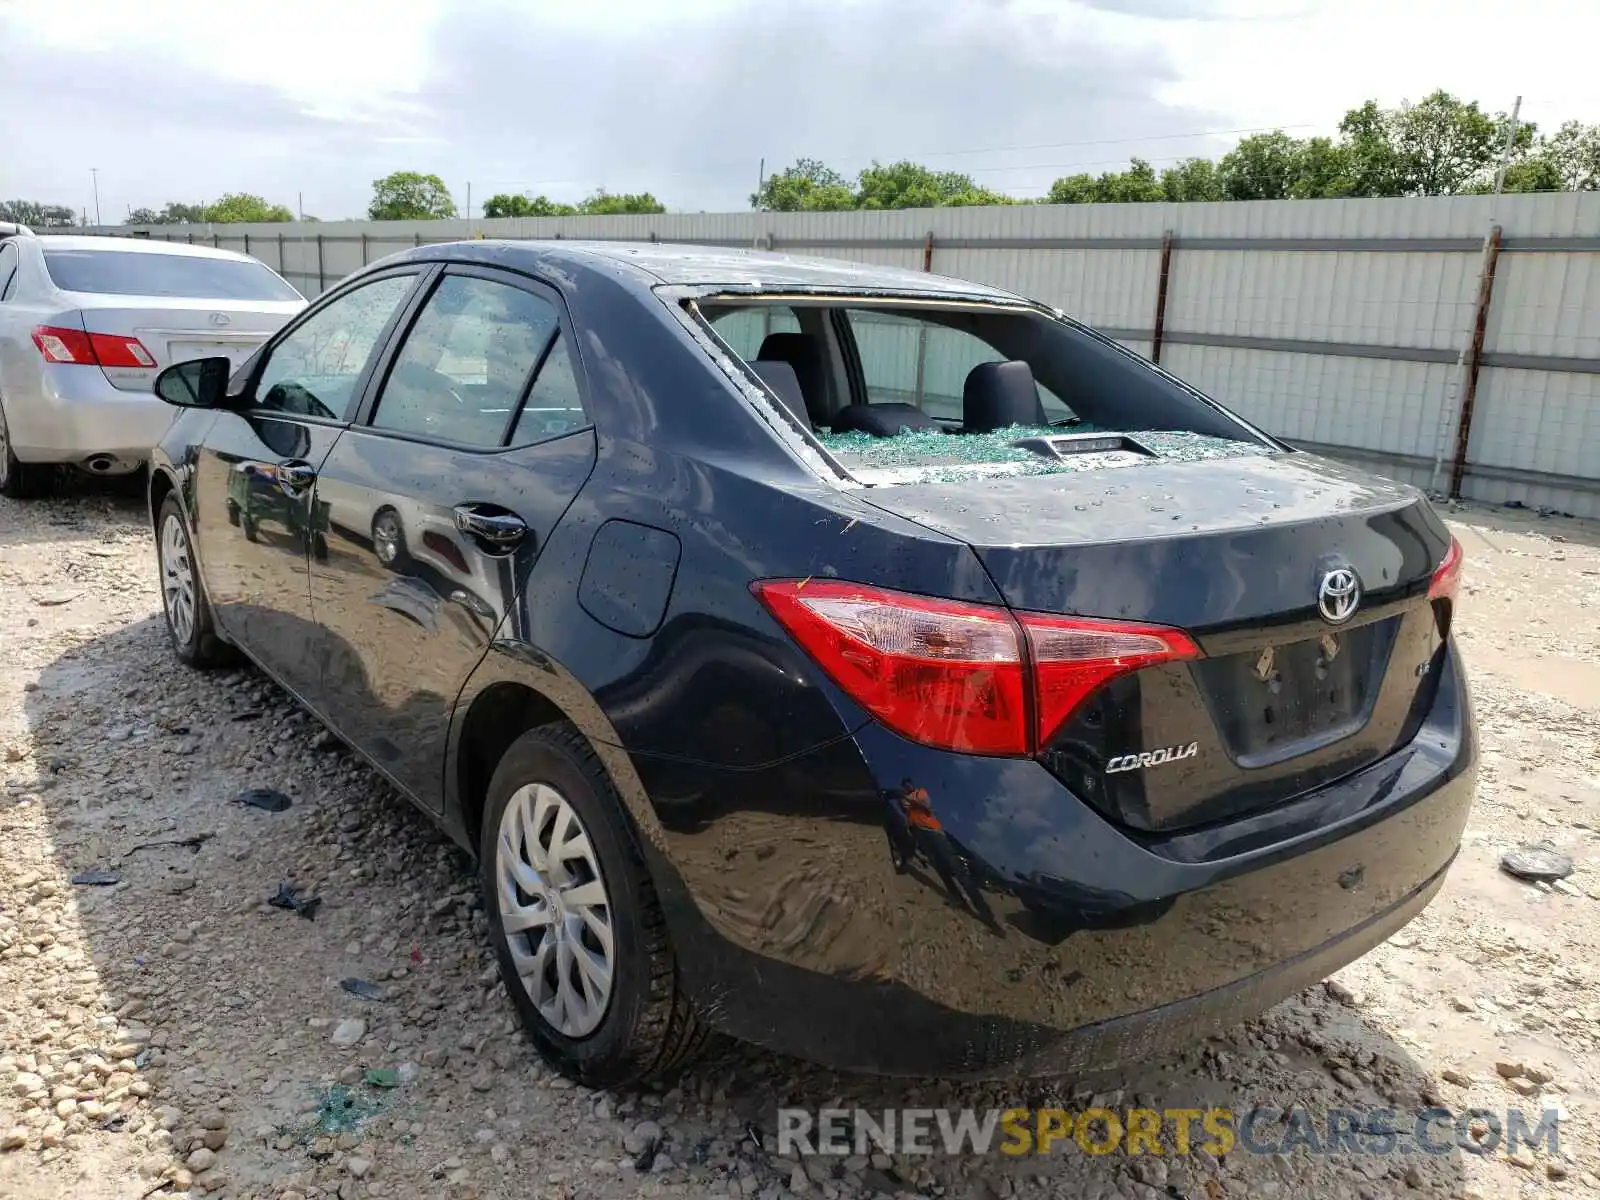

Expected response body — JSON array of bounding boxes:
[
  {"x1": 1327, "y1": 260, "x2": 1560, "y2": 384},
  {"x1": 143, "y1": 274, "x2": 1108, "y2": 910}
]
[{"x1": 76, "y1": 192, "x2": 1600, "y2": 517}]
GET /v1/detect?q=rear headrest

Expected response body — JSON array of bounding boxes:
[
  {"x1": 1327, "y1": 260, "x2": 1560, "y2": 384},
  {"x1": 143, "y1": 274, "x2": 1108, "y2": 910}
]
[
  {"x1": 831, "y1": 403, "x2": 943, "y2": 437},
  {"x1": 963, "y1": 360, "x2": 1045, "y2": 434},
  {"x1": 756, "y1": 332, "x2": 827, "y2": 421},
  {"x1": 748, "y1": 360, "x2": 813, "y2": 431}
]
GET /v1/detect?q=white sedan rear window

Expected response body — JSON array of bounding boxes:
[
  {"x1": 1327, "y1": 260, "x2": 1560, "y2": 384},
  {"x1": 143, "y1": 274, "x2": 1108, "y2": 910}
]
[{"x1": 43, "y1": 250, "x2": 301, "y2": 301}]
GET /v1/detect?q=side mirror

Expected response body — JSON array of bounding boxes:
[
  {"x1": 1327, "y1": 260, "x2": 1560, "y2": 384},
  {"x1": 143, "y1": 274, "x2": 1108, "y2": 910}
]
[{"x1": 154, "y1": 356, "x2": 232, "y2": 408}]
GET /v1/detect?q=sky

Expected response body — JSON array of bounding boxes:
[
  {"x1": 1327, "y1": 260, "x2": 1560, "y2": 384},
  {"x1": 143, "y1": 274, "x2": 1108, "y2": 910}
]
[{"x1": 3, "y1": 0, "x2": 1599, "y2": 222}]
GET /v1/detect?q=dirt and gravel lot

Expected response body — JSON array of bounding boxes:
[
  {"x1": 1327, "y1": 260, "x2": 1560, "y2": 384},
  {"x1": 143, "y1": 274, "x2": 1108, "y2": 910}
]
[{"x1": 1, "y1": 477, "x2": 1597, "y2": 1200}]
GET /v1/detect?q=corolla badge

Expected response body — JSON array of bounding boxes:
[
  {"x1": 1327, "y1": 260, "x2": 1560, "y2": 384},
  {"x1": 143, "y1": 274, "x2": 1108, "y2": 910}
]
[
  {"x1": 1317, "y1": 566, "x2": 1361, "y2": 625},
  {"x1": 1106, "y1": 741, "x2": 1199, "y2": 774}
]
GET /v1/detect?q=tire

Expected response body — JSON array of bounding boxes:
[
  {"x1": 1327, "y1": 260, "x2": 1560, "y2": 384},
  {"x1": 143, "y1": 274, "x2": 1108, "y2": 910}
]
[
  {"x1": 371, "y1": 508, "x2": 408, "y2": 570},
  {"x1": 479, "y1": 723, "x2": 706, "y2": 1087},
  {"x1": 156, "y1": 495, "x2": 238, "y2": 669},
  {"x1": 240, "y1": 513, "x2": 259, "y2": 542},
  {"x1": 0, "y1": 398, "x2": 53, "y2": 500},
  {"x1": 226, "y1": 501, "x2": 241, "y2": 527}
]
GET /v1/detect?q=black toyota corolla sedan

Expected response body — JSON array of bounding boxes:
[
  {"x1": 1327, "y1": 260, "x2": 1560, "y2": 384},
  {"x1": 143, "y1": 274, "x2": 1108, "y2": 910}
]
[{"x1": 146, "y1": 241, "x2": 1475, "y2": 1086}]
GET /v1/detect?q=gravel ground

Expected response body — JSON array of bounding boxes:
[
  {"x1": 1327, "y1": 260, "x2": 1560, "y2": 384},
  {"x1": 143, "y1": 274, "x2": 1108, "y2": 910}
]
[{"x1": 1, "y1": 478, "x2": 1597, "y2": 1200}]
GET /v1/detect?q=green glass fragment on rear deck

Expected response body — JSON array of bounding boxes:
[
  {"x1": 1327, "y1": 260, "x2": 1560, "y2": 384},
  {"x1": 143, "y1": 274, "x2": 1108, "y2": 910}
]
[{"x1": 813, "y1": 424, "x2": 1272, "y2": 486}]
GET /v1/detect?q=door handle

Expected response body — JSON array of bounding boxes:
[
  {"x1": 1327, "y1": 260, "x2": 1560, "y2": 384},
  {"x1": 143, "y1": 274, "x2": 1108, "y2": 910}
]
[
  {"x1": 276, "y1": 460, "x2": 317, "y2": 495},
  {"x1": 454, "y1": 504, "x2": 527, "y2": 551}
]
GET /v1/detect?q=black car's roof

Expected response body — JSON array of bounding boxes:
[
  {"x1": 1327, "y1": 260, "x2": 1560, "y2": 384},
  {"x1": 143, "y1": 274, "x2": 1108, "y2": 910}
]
[{"x1": 385, "y1": 239, "x2": 1024, "y2": 302}]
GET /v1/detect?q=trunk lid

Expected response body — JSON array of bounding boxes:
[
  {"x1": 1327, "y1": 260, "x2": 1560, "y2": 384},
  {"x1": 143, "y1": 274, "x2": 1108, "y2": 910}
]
[
  {"x1": 72, "y1": 296, "x2": 302, "y2": 389},
  {"x1": 853, "y1": 449, "x2": 1453, "y2": 831}
]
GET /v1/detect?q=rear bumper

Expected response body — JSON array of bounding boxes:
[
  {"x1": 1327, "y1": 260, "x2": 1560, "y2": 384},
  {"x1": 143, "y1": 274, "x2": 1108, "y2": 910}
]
[
  {"x1": 6, "y1": 364, "x2": 174, "y2": 464},
  {"x1": 637, "y1": 644, "x2": 1476, "y2": 1076}
]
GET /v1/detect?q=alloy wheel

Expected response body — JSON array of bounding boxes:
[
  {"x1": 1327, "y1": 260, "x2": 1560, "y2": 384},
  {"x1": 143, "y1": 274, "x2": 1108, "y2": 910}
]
[
  {"x1": 495, "y1": 782, "x2": 615, "y2": 1038},
  {"x1": 373, "y1": 513, "x2": 400, "y2": 565},
  {"x1": 160, "y1": 512, "x2": 197, "y2": 647}
]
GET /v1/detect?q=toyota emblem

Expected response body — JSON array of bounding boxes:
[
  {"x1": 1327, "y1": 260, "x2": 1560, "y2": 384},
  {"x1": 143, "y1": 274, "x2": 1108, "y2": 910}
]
[{"x1": 1316, "y1": 567, "x2": 1361, "y2": 625}]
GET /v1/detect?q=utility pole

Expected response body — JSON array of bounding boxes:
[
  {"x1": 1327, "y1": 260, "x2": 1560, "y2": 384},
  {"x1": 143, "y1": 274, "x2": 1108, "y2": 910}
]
[
  {"x1": 756, "y1": 158, "x2": 766, "y2": 209},
  {"x1": 1428, "y1": 95, "x2": 1522, "y2": 497},
  {"x1": 90, "y1": 168, "x2": 101, "y2": 227}
]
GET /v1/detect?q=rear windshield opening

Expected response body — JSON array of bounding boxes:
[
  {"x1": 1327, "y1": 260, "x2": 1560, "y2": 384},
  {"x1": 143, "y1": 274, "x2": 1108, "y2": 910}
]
[
  {"x1": 43, "y1": 249, "x2": 302, "y2": 301},
  {"x1": 697, "y1": 297, "x2": 1276, "y2": 484}
]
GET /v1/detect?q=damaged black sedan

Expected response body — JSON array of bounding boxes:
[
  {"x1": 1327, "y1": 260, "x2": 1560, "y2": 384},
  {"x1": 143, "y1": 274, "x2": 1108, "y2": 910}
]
[{"x1": 145, "y1": 241, "x2": 1476, "y2": 1086}]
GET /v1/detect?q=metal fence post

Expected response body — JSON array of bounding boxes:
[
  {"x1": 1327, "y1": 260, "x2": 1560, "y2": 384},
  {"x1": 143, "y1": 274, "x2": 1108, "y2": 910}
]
[
  {"x1": 316, "y1": 235, "x2": 325, "y2": 294},
  {"x1": 1449, "y1": 224, "x2": 1504, "y2": 498},
  {"x1": 1150, "y1": 230, "x2": 1175, "y2": 364},
  {"x1": 361, "y1": 233, "x2": 369, "y2": 265},
  {"x1": 277, "y1": 232, "x2": 284, "y2": 276},
  {"x1": 922, "y1": 230, "x2": 935, "y2": 272},
  {"x1": 243, "y1": 233, "x2": 250, "y2": 257}
]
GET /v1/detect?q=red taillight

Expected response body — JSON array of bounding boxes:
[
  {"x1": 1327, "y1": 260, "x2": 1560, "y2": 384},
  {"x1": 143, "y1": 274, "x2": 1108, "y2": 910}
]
[
  {"x1": 32, "y1": 326, "x2": 155, "y2": 368},
  {"x1": 1021, "y1": 614, "x2": 1201, "y2": 746},
  {"x1": 753, "y1": 580, "x2": 1028, "y2": 754},
  {"x1": 32, "y1": 325, "x2": 95, "y2": 364},
  {"x1": 89, "y1": 332, "x2": 156, "y2": 368},
  {"x1": 1428, "y1": 536, "x2": 1463, "y2": 603},
  {"x1": 752, "y1": 580, "x2": 1200, "y2": 756}
]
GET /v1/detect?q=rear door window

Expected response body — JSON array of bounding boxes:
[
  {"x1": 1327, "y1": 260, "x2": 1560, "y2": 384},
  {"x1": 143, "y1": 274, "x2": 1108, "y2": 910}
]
[
  {"x1": 371, "y1": 273, "x2": 560, "y2": 448},
  {"x1": 508, "y1": 331, "x2": 589, "y2": 446},
  {"x1": 842, "y1": 308, "x2": 1071, "y2": 423},
  {"x1": 42, "y1": 249, "x2": 302, "y2": 301}
]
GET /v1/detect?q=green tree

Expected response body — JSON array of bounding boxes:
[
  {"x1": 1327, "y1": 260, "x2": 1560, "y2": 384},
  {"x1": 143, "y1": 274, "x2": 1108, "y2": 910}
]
[
  {"x1": 368, "y1": 171, "x2": 457, "y2": 220},
  {"x1": 1540, "y1": 121, "x2": 1600, "y2": 190},
  {"x1": 1220, "y1": 132, "x2": 1307, "y2": 200},
  {"x1": 943, "y1": 185, "x2": 1017, "y2": 206},
  {"x1": 1291, "y1": 136, "x2": 1353, "y2": 198},
  {"x1": 752, "y1": 159, "x2": 855, "y2": 211},
  {"x1": 1160, "y1": 157, "x2": 1225, "y2": 202},
  {"x1": 855, "y1": 161, "x2": 988, "y2": 209},
  {"x1": 203, "y1": 192, "x2": 295, "y2": 223},
  {"x1": 575, "y1": 190, "x2": 665, "y2": 215},
  {"x1": 1387, "y1": 91, "x2": 1505, "y2": 195},
  {"x1": 0, "y1": 200, "x2": 76, "y2": 227},
  {"x1": 1043, "y1": 174, "x2": 1099, "y2": 204},
  {"x1": 1338, "y1": 100, "x2": 1408, "y2": 196},
  {"x1": 482, "y1": 193, "x2": 580, "y2": 217},
  {"x1": 1095, "y1": 158, "x2": 1163, "y2": 203},
  {"x1": 131, "y1": 202, "x2": 212, "y2": 225}
]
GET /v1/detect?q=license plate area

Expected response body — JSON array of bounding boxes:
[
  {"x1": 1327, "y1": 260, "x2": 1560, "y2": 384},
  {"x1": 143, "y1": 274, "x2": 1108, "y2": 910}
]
[
  {"x1": 168, "y1": 340, "x2": 257, "y2": 369},
  {"x1": 1194, "y1": 616, "x2": 1400, "y2": 766}
]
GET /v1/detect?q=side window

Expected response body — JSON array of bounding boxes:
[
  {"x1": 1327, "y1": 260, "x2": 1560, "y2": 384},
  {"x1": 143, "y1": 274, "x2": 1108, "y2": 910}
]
[
  {"x1": 372, "y1": 274, "x2": 558, "y2": 447},
  {"x1": 0, "y1": 243, "x2": 18, "y2": 301},
  {"x1": 255, "y1": 274, "x2": 414, "y2": 419},
  {"x1": 508, "y1": 332, "x2": 589, "y2": 447},
  {"x1": 707, "y1": 305, "x2": 802, "y2": 360},
  {"x1": 843, "y1": 308, "x2": 1071, "y2": 423}
]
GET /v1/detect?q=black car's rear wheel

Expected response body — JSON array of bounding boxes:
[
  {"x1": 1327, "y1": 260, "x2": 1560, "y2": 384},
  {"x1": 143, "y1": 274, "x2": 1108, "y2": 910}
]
[
  {"x1": 0, "y1": 398, "x2": 53, "y2": 500},
  {"x1": 156, "y1": 495, "x2": 237, "y2": 669},
  {"x1": 479, "y1": 723, "x2": 706, "y2": 1087}
]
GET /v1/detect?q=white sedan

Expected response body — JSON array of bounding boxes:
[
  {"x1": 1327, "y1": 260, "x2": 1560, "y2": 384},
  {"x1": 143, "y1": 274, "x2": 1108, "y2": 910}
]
[{"x1": 0, "y1": 234, "x2": 305, "y2": 498}]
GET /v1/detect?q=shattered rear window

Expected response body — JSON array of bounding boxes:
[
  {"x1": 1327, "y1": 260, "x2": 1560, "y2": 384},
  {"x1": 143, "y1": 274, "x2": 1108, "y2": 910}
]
[{"x1": 814, "y1": 425, "x2": 1275, "y2": 486}]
